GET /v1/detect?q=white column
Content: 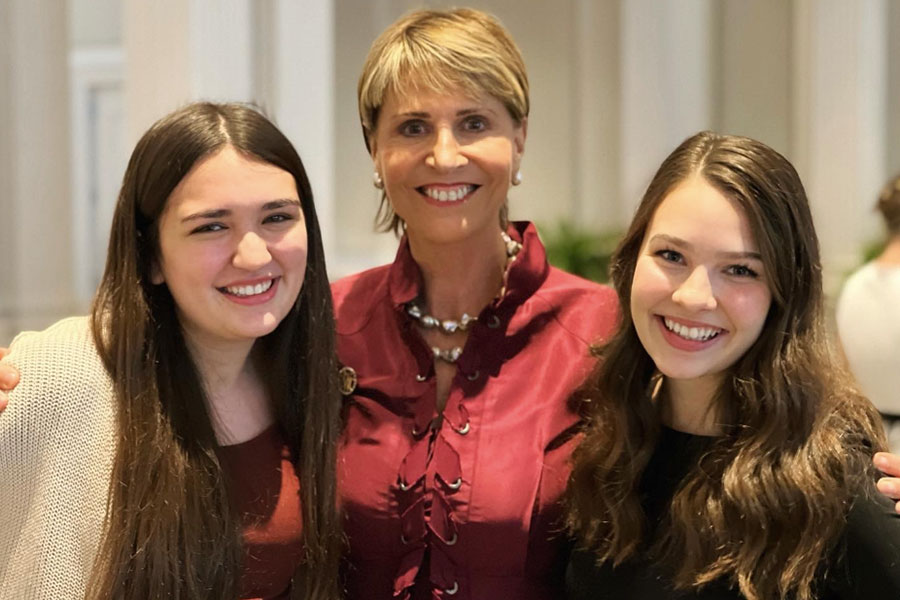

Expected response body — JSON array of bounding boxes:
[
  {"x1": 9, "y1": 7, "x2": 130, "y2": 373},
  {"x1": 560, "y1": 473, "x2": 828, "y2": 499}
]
[
  {"x1": 269, "y1": 0, "x2": 337, "y2": 267},
  {"x1": 887, "y1": 1, "x2": 900, "y2": 174},
  {"x1": 571, "y1": 0, "x2": 621, "y2": 230},
  {"x1": 619, "y1": 0, "x2": 716, "y2": 216},
  {"x1": 791, "y1": 0, "x2": 888, "y2": 291},
  {"x1": 0, "y1": 0, "x2": 76, "y2": 343}
]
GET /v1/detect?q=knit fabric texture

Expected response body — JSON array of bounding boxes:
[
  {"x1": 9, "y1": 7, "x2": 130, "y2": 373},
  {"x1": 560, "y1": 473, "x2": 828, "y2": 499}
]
[{"x1": 0, "y1": 316, "x2": 115, "y2": 599}]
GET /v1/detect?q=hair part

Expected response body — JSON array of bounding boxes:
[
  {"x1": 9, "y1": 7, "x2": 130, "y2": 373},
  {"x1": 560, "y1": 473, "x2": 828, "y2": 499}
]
[
  {"x1": 88, "y1": 102, "x2": 342, "y2": 599},
  {"x1": 357, "y1": 8, "x2": 528, "y2": 234},
  {"x1": 566, "y1": 131, "x2": 885, "y2": 600}
]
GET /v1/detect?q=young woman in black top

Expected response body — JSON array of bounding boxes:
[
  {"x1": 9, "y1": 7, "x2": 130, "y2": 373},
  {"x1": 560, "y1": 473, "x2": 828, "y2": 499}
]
[{"x1": 566, "y1": 131, "x2": 900, "y2": 599}]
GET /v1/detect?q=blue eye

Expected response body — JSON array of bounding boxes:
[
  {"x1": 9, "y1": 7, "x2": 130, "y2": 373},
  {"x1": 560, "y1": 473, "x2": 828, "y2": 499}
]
[
  {"x1": 462, "y1": 115, "x2": 487, "y2": 132},
  {"x1": 400, "y1": 120, "x2": 428, "y2": 137},
  {"x1": 655, "y1": 249, "x2": 684, "y2": 264}
]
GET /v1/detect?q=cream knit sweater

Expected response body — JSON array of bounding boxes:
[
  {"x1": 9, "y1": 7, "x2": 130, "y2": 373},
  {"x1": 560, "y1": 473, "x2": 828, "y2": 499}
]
[{"x1": 0, "y1": 316, "x2": 115, "y2": 599}]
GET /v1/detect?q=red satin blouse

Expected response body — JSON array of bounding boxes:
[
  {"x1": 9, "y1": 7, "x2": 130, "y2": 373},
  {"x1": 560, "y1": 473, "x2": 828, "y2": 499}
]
[{"x1": 333, "y1": 222, "x2": 619, "y2": 600}]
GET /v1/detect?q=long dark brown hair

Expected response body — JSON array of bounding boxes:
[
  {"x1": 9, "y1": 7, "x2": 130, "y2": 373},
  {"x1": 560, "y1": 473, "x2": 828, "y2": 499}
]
[
  {"x1": 86, "y1": 102, "x2": 342, "y2": 599},
  {"x1": 566, "y1": 131, "x2": 885, "y2": 600}
]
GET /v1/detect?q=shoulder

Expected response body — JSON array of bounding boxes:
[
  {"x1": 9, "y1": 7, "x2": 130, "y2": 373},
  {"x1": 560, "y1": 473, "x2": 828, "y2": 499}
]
[
  {"x1": 531, "y1": 267, "x2": 620, "y2": 344},
  {"x1": 331, "y1": 264, "x2": 393, "y2": 335},
  {"x1": 826, "y1": 486, "x2": 900, "y2": 595},
  {"x1": 1, "y1": 316, "x2": 112, "y2": 425},
  {"x1": 4, "y1": 316, "x2": 106, "y2": 381},
  {"x1": 838, "y1": 263, "x2": 900, "y2": 306}
]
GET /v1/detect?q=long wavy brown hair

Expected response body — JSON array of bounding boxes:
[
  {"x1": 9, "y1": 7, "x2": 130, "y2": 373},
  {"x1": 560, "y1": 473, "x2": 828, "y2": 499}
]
[
  {"x1": 566, "y1": 131, "x2": 885, "y2": 600},
  {"x1": 86, "y1": 102, "x2": 342, "y2": 599}
]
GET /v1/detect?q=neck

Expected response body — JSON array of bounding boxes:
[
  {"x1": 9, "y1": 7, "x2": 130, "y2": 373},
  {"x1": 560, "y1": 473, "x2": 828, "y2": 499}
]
[
  {"x1": 181, "y1": 330, "x2": 274, "y2": 444},
  {"x1": 876, "y1": 235, "x2": 900, "y2": 264},
  {"x1": 659, "y1": 375, "x2": 723, "y2": 436},
  {"x1": 407, "y1": 225, "x2": 509, "y2": 317},
  {"x1": 183, "y1": 332, "x2": 256, "y2": 396}
]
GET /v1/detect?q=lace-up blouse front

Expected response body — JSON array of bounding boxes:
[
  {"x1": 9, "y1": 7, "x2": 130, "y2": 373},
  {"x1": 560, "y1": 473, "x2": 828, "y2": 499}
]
[{"x1": 333, "y1": 222, "x2": 619, "y2": 600}]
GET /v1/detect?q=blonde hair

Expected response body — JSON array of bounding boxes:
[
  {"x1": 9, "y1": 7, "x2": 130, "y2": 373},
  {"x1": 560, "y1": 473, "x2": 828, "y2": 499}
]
[{"x1": 357, "y1": 8, "x2": 529, "y2": 233}]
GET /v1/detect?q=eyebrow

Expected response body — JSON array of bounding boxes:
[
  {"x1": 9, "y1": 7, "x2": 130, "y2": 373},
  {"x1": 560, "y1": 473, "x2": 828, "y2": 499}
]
[
  {"x1": 648, "y1": 233, "x2": 763, "y2": 261},
  {"x1": 397, "y1": 107, "x2": 496, "y2": 119},
  {"x1": 181, "y1": 198, "x2": 301, "y2": 223}
]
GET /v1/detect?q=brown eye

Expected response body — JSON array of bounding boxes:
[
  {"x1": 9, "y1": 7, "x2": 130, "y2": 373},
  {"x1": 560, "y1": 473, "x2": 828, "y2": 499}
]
[
  {"x1": 727, "y1": 264, "x2": 759, "y2": 278},
  {"x1": 191, "y1": 223, "x2": 226, "y2": 234}
]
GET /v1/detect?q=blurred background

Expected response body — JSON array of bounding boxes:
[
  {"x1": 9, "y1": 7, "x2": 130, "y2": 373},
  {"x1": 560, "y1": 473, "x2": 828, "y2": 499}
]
[{"x1": 1, "y1": 0, "x2": 898, "y2": 344}]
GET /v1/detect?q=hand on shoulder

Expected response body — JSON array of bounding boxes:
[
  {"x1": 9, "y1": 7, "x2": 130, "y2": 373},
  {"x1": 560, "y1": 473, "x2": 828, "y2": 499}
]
[
  {"x1": 874, "y1": 452, "x2": 900, "y2": 513},
  {"x1": 0, "y1": 347, "x2": 19, "y2": 413}
]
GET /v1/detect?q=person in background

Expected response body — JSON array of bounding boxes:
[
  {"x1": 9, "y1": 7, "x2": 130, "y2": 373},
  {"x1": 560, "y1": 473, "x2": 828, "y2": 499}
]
[
  {"x1": 836, "y1": 174, "x2": 900, "y2": 453},
  {"x1": 333, "y1": 9, "x2": 617, "y2": 599},
  {"x1": 566, "y1": 131, "x2": 900, "y2": 600},
  {"x1": 0, "y1": 102, "x2": 342, "y2": 599}
]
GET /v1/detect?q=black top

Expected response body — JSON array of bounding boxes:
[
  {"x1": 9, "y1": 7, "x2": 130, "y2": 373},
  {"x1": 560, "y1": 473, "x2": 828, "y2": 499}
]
[{"x1": 566, "y1": 427, "x2": 900, "y2": 599}]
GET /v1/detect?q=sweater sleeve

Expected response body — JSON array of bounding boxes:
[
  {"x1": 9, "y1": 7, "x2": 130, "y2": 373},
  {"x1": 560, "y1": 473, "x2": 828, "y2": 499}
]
[
  {"x1": 0, "y1": 317, "x2": 117, "y2": 600},
  {"x1": 826, "y1": 486, "x2": 900, "y2": 598}
]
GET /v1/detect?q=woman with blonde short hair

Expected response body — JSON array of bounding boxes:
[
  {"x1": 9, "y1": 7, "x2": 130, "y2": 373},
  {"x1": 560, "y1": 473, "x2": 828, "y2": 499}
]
[{"x1": 334, "y1": 8, "x2": 617, "y2": 599}]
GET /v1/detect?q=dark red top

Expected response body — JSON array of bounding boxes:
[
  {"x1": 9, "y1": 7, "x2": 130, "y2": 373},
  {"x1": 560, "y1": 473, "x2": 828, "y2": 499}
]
[
  {"x1": 332, "y1": 222, "x2": 619, "y2": 600},
  {"x1": 218, "y1": 424, "x2": 304, "y2": 600}
]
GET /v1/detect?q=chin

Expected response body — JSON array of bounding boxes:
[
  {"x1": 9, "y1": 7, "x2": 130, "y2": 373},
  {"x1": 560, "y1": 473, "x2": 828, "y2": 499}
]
[{"x1": 652, "y1": 360, "x2": 718, "y2": 382}]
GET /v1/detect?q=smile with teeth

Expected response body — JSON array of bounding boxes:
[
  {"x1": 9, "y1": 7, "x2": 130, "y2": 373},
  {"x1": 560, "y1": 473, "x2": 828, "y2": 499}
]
[
  {"x1": 419, "y1": 184, "x2": 477, "y2": 202},
  {"x1": 663, "y1": 317, "x2": 723, "y2": 342},
  {"x1": 222, "y1": 278, "x2": 275, "y2": 297}
]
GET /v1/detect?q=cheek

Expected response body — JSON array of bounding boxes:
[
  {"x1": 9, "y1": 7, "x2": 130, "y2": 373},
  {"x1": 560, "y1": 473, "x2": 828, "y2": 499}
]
[
  {"x1": 279, "y1": 229, "x2": 309, "y2": 282},
  {"x1": 158, "y1": 238, "x2": 227, "y2": 292},
  {"x1": 725, "y1": 284, "x2": 772, "y2": 335},
  {"x1": 630, "y1": 258, "x2": 671, "y2": 313},
  {"x1": 481, "y1": 139, "x2": 515, "y2": 175}
]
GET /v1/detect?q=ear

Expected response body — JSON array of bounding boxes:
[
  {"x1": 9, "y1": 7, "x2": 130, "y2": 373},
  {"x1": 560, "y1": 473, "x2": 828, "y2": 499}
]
[
  {"x1": 150, "y1": 260, "x2": 165, "y2": 285},
  {"x1": 512, "y1": 117, "x2": 527, "y2": 171}
]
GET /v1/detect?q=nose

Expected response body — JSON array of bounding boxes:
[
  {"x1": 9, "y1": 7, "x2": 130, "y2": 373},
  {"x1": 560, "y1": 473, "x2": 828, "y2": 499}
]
[
  {"x1": 672, "y1": 266, "x2": 717, "y2": 311},
  {"x1": 232, "y1": 231, "x2": 272, "y2": 271},
  {"x1": 425, "y1": 127, "x2": 467, "y2": 172}
]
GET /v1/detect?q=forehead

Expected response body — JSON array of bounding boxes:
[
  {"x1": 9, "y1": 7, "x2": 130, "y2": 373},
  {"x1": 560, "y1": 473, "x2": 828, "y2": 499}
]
[
  {"x1": 646, "y1": 176, "x2": 758, "y2": 252},
  {"x1": 167, "y1": 147, "x2": 297, "y2": 211},
  {"x1": 380, "y1": 82, "x2": 493, "y2": 115}
]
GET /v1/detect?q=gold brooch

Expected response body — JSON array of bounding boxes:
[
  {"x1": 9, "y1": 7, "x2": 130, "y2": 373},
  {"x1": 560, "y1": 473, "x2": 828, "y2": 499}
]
[{"x1": 338, "y1": 366, "x2": 358, "y2": 396}]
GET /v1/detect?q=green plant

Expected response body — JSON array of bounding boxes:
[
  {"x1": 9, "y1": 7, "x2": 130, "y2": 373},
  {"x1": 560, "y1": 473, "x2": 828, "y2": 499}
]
[{"x1": 541, "y1": 220, "x2": 623, "y2": 284}]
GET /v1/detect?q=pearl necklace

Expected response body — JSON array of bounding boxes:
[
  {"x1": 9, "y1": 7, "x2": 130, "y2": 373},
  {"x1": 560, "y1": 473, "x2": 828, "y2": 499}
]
[{"x1": 407, "y1": 231, "x2": 522, "y2": 364}]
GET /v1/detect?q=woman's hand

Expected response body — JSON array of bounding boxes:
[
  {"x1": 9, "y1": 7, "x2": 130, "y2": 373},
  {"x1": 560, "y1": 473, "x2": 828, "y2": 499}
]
[
  {"x1": 874, "y1": 452, "x2": 900, "y2": 513},
  {"x1": 0, "y1": 347, "x2": 18, "y2": 413}
]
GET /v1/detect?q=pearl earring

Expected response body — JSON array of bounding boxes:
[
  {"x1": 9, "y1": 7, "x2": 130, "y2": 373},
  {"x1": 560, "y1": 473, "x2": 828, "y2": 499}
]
[
  {"x1": 373, "y1": 171, "x2": 384, "y2": 189},
  {"x1": 511, "y1": 170, "x2": 523, "y2": 186}
]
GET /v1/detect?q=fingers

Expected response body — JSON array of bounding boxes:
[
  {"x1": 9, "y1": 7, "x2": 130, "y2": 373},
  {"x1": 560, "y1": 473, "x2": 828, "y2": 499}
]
[
  {"x1": 874, "y1": 452, "x2": 900, "y2": 477},
  {"x1": 0, "y1": 358, "x2": 18, "y2": 415},
  {"x1": 874, "y1": 453, "x2": 900, "y2": 513},
  {"x1": 0, "y1": 363, "x2": 18, "y2": 391}
]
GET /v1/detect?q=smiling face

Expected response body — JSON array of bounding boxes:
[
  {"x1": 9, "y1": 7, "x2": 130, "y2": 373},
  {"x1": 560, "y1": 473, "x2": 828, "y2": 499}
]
[
  {"x1": 370, "y1": 88, "x2": 526, "y2": 247},
  {"x1": 153, "y1": 146, "x2": 307, "y2": 350},
  {"x1": 630, "y1": 175, "x2": 772, "y2": 393}
]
